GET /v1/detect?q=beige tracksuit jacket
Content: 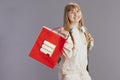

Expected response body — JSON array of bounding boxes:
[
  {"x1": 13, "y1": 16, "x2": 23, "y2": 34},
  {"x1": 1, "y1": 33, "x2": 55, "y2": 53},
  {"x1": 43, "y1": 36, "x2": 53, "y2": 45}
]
[{"x1": 58, "y1": 26, "x2": 94, "y2": 80}]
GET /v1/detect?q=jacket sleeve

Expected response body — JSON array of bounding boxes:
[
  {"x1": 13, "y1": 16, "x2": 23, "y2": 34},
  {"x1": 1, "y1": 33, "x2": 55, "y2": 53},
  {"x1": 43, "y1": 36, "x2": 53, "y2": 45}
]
[
  {"x1": 84, "y1": 26, "x2": 94, "y2": 51},
  {"x1": 62, "y1": 27, "x2": 79, "y2": 58},
  {"x1": 62, "y1": 35, "x2": 73, "y2": 58}
]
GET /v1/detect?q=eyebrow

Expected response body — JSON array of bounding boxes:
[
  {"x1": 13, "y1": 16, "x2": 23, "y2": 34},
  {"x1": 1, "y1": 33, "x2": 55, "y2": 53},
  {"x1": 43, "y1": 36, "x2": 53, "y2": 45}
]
[
  {"x1": 69, "y1": 9, "x2": 80, "y2": 12},
  {"x1": 71, "y1": 7, "x2": 80, "y2": 10}
]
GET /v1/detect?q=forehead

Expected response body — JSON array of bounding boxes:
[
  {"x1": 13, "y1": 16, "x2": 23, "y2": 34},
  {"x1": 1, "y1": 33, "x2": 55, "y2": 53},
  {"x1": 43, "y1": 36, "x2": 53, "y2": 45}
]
[
  {"x1": 67, "y1": 5, "x2": 80, "y2": 11},
  {"x1": 69, "y1": 8, "x2": 80, "y2": 12}
]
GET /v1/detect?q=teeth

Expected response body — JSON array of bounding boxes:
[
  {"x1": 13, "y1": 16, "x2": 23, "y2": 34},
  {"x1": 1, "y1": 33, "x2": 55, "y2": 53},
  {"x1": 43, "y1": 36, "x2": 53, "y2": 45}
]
[{"x1": 40, "y1": 40, "x2": 56, "y2": 57}]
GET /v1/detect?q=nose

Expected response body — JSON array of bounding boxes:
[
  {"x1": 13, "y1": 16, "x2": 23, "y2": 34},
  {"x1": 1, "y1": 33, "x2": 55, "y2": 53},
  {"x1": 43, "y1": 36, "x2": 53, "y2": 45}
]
[{"x1": 74, "y1": 12, "x2": 78, "y2": 16}]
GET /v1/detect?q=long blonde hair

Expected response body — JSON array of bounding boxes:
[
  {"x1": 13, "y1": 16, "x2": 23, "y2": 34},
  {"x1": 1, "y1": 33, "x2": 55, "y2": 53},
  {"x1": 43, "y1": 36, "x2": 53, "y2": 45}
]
[
  {"x1": 63, "y1": 2, "x2": 90, "y2": 46},
  {"x1": 63, "y1": 2, "x2": 84, "y2": 31},
  {"x1": 63, "y1": 3, "x2": 91, "y2": 71}
]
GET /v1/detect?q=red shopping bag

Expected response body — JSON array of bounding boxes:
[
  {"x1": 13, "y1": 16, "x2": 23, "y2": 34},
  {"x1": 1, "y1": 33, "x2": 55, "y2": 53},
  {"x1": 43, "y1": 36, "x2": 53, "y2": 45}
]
[{"x1": 29, "y1": 26, "x2": 66, "y2": 69}]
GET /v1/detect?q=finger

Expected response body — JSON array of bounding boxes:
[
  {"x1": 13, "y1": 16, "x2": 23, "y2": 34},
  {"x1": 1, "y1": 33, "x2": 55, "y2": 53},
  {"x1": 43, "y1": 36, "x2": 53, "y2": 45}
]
[{"x1": 90, "y1": 37, "x2": 94, "y2": 41}]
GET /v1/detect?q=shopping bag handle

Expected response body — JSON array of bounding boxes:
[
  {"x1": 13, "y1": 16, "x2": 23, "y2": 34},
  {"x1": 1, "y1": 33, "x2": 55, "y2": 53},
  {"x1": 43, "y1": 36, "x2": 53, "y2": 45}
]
[
  {"x1": 42, "y1": 26, "x2": 67, "y2": 39},
  {"x1": 52, "y1": 26, "x2": 62, "y2": 30}
]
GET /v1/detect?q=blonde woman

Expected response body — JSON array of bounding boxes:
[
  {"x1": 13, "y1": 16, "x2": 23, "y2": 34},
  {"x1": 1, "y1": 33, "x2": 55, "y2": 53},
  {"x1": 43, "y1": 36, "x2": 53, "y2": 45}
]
[{"x1": 58, "y1": 2, "x2": 94, "y2": 80}]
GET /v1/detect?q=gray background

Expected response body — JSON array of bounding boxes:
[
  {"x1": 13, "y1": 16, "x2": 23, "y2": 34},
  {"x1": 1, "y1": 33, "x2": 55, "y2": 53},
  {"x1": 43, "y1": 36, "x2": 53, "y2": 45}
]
[{"x1": 0, "y1": 0, "x2": 120, "y2": 80}]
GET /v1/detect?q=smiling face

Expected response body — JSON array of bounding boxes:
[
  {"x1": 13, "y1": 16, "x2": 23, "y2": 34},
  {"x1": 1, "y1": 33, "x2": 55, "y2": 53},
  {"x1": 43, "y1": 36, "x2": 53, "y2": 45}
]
[
  {"x1": 64, "y1": 2, "x2": 84, "y2": 31},
  {"x1": 68, "y1": 8, "x2": 82, "y2": 24}
]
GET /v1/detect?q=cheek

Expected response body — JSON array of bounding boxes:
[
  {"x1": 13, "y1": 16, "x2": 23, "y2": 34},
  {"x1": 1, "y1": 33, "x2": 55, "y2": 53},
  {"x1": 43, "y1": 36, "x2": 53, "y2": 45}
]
[
  {"x1": 68, "y1": 14, "x2": 74, "y2": 20},
  {"x1": 68, "y1": 17, "x2": 74, "y2": 23},
  {"x1": 78, "y1": 12, "x2": 82, "y2": 19}
]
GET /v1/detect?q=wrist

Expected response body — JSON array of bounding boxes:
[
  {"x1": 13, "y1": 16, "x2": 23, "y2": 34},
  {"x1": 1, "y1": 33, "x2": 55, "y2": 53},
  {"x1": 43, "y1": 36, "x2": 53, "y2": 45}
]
[{"x1": 62, "y1": 33, "x2": 69, "y2": 39}]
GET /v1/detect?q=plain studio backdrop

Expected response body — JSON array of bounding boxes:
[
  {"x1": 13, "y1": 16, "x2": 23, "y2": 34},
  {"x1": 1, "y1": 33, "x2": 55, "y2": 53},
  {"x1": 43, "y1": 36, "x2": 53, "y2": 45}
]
[{"x1": 0, "y1": 0, "x2": 120, "y2": 80}]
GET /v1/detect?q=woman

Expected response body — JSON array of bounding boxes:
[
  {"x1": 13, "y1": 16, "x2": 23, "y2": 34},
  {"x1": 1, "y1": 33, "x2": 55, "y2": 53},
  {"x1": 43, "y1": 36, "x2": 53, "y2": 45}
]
[{"x1": 58, "y1": 2, "x2": 94, "y2": 80}]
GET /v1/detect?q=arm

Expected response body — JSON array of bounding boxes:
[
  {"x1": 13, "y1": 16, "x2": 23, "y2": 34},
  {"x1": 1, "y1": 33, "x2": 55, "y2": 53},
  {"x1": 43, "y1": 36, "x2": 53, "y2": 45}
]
[
  {"x1": 59, "y1": 27, "x2": 73, "y2": 58},
  {"x1": 83, "y1": 26, "x2": 94, "y2": 51},
  {"x1": 62, "y1": 35, "x2": 73, "y2": 58},
  {"x1": 88, "y1": 38, "x2": 94, "y2": 51}
]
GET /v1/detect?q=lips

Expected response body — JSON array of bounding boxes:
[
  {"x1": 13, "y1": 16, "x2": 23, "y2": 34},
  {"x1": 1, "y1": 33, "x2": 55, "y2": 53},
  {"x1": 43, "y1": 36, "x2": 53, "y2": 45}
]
[{"x1": 74, "y1": 16, "x2": 80, "y2": 20}]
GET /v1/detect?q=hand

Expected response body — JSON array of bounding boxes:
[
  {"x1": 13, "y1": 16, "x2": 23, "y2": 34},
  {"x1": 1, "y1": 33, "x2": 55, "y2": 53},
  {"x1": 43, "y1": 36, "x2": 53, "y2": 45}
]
[
  {"x1": 88, "y1": 33, "x2": 94, "y2": 41},
  {"x1": 59, "y1": 27, "x2": 69, "y2": 35},
  {"x1": 58, "y1": 27, "x2": 69, "y2": 39}
]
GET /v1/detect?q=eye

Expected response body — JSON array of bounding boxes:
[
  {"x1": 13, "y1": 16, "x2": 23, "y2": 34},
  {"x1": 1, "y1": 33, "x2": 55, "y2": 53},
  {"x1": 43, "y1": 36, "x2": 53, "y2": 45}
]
[{"x1": 69, "y1": 11, "x2": 74, "y2": 14}]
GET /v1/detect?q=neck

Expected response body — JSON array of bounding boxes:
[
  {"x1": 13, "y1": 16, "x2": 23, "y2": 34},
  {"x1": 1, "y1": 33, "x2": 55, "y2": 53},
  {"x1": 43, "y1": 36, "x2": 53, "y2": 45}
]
[{"x1": 70, "y1": 23, "x2": 79, "y2": 28}]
